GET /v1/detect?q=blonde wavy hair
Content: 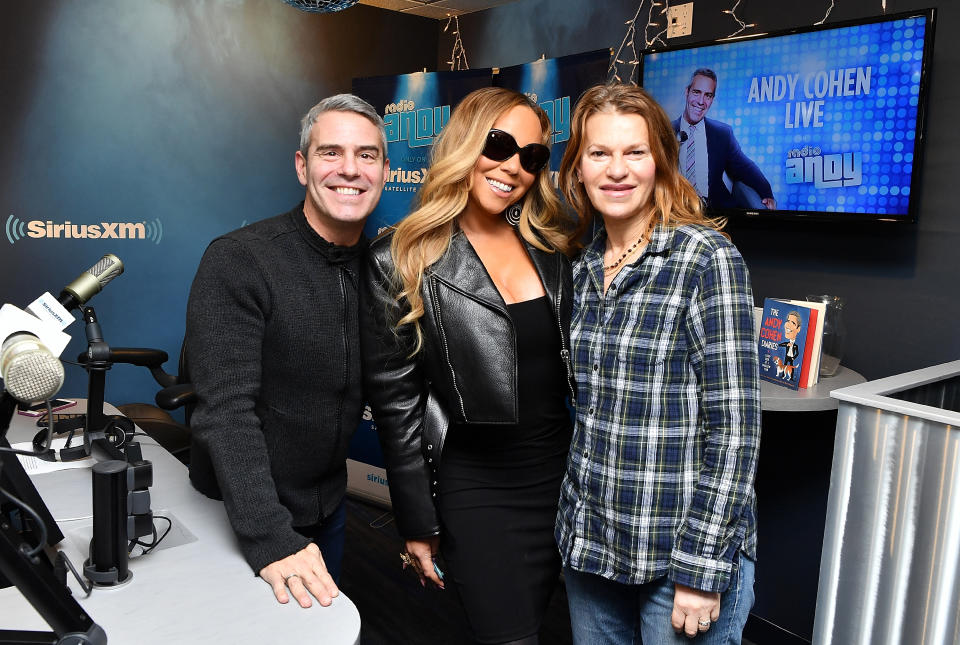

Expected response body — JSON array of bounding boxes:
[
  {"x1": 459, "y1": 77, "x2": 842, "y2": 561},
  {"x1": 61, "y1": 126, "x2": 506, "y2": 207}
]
[
  {"x1": 558, "y1": 83, "x2": 726, "y2": 241},
  {"x1": 390, "y1": 87, "x2": 574, "y2": 350}
]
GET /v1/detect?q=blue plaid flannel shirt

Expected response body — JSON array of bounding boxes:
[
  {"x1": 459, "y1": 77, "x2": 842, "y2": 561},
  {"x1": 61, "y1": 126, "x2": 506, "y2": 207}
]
[{"x1": 556, "y1": 222, "x2": 761, "y2": 593}]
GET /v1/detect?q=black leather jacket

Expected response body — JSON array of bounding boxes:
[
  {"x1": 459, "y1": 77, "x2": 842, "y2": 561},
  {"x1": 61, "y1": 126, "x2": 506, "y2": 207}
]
[{"x1": 360, "y1": 227, "x2": 574, "y2": 538}]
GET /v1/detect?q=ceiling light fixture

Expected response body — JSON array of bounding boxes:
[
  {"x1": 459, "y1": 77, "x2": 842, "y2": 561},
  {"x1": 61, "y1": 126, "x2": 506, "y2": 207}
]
[{"x1": 281, "y1": 0, "x2": 359, "y2": 13}]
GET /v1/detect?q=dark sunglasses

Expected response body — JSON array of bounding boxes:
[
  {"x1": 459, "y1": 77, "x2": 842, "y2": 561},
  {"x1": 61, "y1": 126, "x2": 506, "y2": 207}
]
[{"x1": 481, "y1": 129, "x2": 551, "y2": 174}]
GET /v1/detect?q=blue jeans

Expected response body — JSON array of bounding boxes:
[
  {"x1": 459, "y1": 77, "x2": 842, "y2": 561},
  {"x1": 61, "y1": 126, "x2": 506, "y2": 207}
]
[
  {"x1": 564, "y1": 554, "x2": 755, "y2": 645},
  {"x1": 294, "y1": 500, "x2": 346, "y2": 583}
]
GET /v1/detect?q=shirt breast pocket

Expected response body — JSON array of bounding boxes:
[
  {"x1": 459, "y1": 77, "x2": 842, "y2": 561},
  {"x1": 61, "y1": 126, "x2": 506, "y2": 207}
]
[{"x1": 617, "y1": 300, "x2": 684, "y2": 372}]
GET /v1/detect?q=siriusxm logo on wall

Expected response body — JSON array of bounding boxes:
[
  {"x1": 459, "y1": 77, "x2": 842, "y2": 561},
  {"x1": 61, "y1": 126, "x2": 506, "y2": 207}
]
[{"x1": 6, "y1": 214, "x2": 164, "y2": 245}]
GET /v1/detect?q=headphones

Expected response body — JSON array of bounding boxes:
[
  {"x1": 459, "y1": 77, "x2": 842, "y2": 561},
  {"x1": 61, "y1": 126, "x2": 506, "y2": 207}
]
[{"x1": 32, "y1": 415, "x2": 135, "y2": 462}]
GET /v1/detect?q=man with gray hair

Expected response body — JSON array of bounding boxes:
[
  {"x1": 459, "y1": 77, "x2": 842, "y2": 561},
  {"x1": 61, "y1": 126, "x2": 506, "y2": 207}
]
[
  {"x1": 185, "y1": 94, "x2": 388, "y2": 607},
  {"x1": 673, "y1": 68, "x2": 775, "y2": 210}
]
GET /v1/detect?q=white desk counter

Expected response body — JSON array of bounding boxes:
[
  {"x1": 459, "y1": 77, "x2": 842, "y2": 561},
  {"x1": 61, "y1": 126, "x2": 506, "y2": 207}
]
[{"x1": 1, "y1": 401, "x2": 361, "y2": 644}]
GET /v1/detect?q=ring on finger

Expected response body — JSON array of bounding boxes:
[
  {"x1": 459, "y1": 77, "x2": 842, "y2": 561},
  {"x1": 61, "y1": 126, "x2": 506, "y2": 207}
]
[
  {"x1": 697, "y1": 618, "x2": 711, "y2": 629},
  {"x1": 400, "y1": 553, "x2": 414, "y2": 566},
  {"x1": 284, "y1": 572, "x2": 300, "y2": 583}
]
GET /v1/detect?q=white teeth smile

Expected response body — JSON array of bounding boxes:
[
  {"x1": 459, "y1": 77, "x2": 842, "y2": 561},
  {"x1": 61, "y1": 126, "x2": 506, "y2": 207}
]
[
  {"x1": 333, "y1": 187, "x2": 361, "y2": 195},
  {"x1": 487, "y1": 178, "x2": 514, "y2": 193}
]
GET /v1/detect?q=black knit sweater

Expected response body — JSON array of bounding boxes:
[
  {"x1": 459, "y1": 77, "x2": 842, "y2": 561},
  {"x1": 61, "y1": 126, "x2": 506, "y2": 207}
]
[{"x1": 185, "y1": 203, "x2": 364, "y2": 573}]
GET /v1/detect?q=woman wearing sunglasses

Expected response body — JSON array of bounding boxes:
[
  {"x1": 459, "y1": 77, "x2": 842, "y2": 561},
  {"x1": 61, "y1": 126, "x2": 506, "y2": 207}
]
[
  {"x1": 360, "y1": 87, "x2": 576, "y2": 644},
  {"x1": 554, "y1": 83, "x2": 760, "y2": 644}
]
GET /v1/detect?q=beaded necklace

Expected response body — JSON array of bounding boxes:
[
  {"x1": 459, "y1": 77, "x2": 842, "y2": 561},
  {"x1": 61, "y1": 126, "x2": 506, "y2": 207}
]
[{"x1": 604, "y1": 234, "x2": 646, "y2": 272}]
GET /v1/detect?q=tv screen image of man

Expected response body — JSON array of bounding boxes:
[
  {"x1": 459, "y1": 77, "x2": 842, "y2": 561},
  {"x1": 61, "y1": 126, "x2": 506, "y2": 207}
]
[
  {"x1": 184, "y1": 94, "x2": 388, "y2": 608},
  {"x1": 673, "y1": 68, "x2": 776, "y2": 211}
]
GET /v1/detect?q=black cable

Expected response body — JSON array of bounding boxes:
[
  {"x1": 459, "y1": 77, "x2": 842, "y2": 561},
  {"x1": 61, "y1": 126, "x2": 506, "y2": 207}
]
[
  {"x1": 55, "y1": 551, "x2": 93, "y2": 598},
  {"x1": 0, "y1": 399, "x2": 55, "y2": 457},
  {"x1": 0, "y1": 444, "x2": 54, "y2": 457},
  {"x1": 0, "y1": 485, "x2": 49, "y2": 558},
  {"x1": 43, "y1": 399, "x2": 53, "y2": 449},
  {"x1": 128, "y1": 514, "x2": 172, "y2": 556},
  {"x1": 142, "y1": 515, "x2": 172, "y2": 553},
  {"x1": 127, "y1": 523, "x2": 155, "y2": 553}
]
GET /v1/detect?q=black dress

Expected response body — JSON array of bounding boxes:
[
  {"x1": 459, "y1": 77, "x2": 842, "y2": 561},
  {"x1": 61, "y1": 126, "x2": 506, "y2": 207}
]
[{"x1": 437, "y1": 295, "x2": 573, "y2": 644}]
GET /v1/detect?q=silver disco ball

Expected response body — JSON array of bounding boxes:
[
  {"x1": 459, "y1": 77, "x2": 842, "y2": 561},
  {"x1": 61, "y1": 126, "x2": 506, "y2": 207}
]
[{"x1": 282, "y1": 0, "x2": 359, "y2": 13}]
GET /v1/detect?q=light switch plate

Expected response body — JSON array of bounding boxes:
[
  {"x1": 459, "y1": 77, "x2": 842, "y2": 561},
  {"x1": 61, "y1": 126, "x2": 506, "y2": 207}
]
[{"x1": 667, "y1": 3, "x2": 694, "y2": 38}]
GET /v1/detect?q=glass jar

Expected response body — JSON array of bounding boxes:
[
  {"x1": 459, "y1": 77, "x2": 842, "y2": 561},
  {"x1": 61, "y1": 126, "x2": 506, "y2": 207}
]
[{"x1": 806, "y1": 294, "x2": 846, "y2": 377}]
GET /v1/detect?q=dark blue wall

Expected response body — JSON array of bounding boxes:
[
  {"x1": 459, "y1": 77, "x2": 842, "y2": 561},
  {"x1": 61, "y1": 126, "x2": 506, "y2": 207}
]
[
  {"x1": 1, "y1": 0, "x2": 437, "y2": 405},
  {"x1": 450, "y1": 0, "x2": 960, "y2": 381}
]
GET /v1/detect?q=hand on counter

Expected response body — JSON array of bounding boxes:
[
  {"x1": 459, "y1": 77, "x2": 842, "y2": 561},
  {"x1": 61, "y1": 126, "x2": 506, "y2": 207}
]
[{"x1": 260, "y1": 543, "x2": 339, "y2": 608}]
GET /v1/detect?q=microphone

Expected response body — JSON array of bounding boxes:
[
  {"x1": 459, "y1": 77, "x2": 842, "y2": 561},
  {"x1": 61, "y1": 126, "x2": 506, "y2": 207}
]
[
  {"x1": 0, "y1": 254, "x2": 123, "y2": 395},
  {"x1": 678, "y1": 130, "x2": 688, "y2": 144},
  {"x1": 23, "y1": 253, "x2": 124, "y2": 335},
  {"x1": 57, "y1": 254, "x2": 124, "y2": 312},
  {"x1": 0, "y1": 304, "x2": 71, "y2": 358},
  {"x1": 1, "y1": 332, "x2": 65, "y2": 403}
]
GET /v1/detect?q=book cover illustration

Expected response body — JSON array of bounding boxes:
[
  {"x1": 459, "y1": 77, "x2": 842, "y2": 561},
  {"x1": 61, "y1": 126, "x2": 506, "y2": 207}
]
[
  {"x1": 779, "y1": 298, "x2": 826, "y2": 387},
  {"x1": 758, "y1": 298, "x2": 816, "y2": 390}
]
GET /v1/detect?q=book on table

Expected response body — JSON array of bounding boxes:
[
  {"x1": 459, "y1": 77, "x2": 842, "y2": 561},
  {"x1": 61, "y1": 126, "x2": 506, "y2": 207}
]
[{"x1": 757, "y1": 298, "x2": 825, "y2": 389}]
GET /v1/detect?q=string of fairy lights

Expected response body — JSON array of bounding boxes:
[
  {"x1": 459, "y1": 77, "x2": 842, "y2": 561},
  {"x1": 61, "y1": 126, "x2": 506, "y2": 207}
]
[
  {"x1": 441, "y1": 0, "x2": 895, "y2": 81},
  {"x1": 815, "y1": 1, "x2": 836, "y2": 25},
  {"x1": 445, "y1": 16, "x2": 469, "y2": 70},
  {"x1": 609, "y1": 0, "x2": 857, "y2": 84},
  {"x1": 645, "y1": 0, "x2": 670, "y2": 47},
  {"x1": 302, "y1": 0, "x2": 889, "y2": 78},
  {"x1": 723, "y1": 0, "x2": 756, "y2": 38},
  {"x1": 608, "y1": 1, "x2": 670, "y2": 83}
]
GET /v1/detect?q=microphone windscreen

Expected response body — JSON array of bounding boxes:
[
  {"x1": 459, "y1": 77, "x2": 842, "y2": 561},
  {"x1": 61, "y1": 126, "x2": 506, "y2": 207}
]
[
  {"x1": 1, "y1": 333, "x2": 65, "y2": 403},
  {"x1": 62, "y1": 254, "x2": 124, "y2": 308}
]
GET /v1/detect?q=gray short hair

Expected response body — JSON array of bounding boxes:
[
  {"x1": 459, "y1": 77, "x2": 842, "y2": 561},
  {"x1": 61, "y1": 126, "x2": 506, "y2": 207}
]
[
  {"x1": 687, "y1": 68, "x2": 718, "y2": 91},
  {"x1": 299, "y1": 94, "x2": 387, "y2": 158}
]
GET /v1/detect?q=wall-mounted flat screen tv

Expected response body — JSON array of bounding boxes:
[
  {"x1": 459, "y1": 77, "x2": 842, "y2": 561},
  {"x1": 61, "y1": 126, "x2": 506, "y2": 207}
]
[{"x1": 640, "y1": 9, "x2": 936, "y2": 223}]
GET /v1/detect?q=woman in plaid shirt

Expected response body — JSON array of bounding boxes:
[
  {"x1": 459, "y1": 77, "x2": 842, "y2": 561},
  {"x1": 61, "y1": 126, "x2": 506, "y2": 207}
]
[{"x1": 555, "y1": 84, "x2": 761, "y2": 644}]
